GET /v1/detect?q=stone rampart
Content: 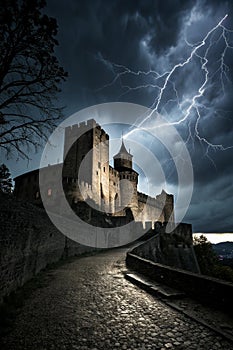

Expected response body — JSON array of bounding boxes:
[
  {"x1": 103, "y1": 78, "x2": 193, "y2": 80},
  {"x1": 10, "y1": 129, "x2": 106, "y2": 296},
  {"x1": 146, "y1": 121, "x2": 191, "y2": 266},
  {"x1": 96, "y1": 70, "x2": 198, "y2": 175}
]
[
  {"x1": 126, "y1": 253, "x2": 233, "y2": 310},
  {"x1": 129, "y1": 223, "x2": 200, "y2": 273},
  {"x1": 0, "y1": 193, "x2": 97, "y2": 303},
  {"x1": 137, "y1": 191, "x2": 162, "y2": 208}
]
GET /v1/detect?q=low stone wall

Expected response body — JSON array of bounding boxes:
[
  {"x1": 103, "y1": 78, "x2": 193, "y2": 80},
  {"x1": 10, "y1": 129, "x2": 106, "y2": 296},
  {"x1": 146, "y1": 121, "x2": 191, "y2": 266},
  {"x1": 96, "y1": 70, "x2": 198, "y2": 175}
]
[
  {"x1": 0, "y1": 194, "x2": 97, "y2": 303},
  {"x1": 126, "y1": 253, "x2": 233, "y2": 310},
  {"x1": 130, "y1": 223, "x2": 200, "y2": 273}
]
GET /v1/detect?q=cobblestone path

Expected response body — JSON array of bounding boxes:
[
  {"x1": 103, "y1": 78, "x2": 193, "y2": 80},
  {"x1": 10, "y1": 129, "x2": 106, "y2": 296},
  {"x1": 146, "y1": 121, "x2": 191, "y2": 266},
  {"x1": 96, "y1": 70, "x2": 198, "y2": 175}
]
[{"x1": 1, "y1": 248, "x2": 232, "y2": 350}]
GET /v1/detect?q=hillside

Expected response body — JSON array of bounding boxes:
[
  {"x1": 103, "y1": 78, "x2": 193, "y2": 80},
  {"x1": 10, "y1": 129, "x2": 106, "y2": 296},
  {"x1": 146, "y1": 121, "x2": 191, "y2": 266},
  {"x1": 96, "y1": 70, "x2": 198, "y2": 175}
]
[{"x1": 212, "y1": 241, "x2": 233, "y2": 258}]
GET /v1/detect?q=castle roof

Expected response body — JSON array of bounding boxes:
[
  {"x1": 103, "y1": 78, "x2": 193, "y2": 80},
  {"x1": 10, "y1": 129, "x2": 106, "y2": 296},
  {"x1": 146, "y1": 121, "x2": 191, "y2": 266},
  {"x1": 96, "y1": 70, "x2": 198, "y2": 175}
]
[{"x1": 113, "y1": 139, "x2": 132, "y2": 159}]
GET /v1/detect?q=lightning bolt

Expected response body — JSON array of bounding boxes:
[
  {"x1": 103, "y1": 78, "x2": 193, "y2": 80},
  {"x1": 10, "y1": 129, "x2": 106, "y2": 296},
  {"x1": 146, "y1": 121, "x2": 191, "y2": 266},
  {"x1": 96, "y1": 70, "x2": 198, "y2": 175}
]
[{"x1": 96, "y1": 14, "x2": 233, "y2": 156}]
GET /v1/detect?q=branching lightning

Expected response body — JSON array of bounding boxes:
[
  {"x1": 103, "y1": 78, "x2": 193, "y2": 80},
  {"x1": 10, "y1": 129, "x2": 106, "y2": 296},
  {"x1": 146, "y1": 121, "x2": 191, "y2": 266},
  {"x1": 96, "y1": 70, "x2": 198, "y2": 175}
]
[{"x1": 96, "y1": 14, "x2": 233, "y2": 156}]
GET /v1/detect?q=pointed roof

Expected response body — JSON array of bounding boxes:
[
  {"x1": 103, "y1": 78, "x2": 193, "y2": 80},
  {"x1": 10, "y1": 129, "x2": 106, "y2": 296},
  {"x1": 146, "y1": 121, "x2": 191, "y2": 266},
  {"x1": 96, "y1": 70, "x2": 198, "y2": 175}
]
[
  {"x1": 114, "y1": 139, "x2": 132, "y2": 158},
  {"x1": 119, "y1": 139, "x2": 129, "y2": 154}
]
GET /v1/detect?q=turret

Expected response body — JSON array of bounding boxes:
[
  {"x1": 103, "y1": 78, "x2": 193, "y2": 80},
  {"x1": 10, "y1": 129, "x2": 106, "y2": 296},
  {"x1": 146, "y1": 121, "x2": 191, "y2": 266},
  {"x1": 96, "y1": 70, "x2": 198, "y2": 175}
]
[
  {"x1": 113, "y1": 139, "x2": 138, "y2": 215},
  {"x1": 113, "y1": 139, "x2": 133, "y2": 170}
]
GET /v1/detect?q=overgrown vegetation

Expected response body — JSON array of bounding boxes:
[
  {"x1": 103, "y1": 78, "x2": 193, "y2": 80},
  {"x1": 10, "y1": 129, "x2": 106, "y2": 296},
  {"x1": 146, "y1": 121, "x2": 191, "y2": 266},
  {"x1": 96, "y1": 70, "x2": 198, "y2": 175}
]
[
  {"x1": 193, "y1": 235, "x2": 233, "y2": 283},
  {"x1": 0, "y1": 163, "x2": 12, "y2": 193}
]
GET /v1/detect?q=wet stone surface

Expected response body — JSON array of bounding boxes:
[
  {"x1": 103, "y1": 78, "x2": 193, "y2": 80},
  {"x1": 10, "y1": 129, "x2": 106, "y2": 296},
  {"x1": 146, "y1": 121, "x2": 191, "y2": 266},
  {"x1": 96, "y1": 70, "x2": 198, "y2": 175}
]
[{"x1": 0, "y1": 247, "x2": 232, "y2": 350}]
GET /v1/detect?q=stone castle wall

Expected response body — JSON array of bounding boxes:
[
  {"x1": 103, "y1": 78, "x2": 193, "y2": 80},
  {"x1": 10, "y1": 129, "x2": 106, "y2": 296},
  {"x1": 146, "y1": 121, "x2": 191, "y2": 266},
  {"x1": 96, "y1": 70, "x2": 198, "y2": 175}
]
[
  {"x1": 1, "y1": 191, "x2": 162, "y2": 303},
  {"x1": 126, "y1": 253, "x2": 233, "y2": 310},
  {"x1": 136, "y1": 200, "x2": 164, "y2": 227},
  {"x1": 130, "y1": 222, "x2": 200, "y2": 273},
  {"x1": 0, "y1": 193, "x2": 98, "y2": 303},
  {"x1": 136, "y1": 190, "x2": 175, "y2": 225}
]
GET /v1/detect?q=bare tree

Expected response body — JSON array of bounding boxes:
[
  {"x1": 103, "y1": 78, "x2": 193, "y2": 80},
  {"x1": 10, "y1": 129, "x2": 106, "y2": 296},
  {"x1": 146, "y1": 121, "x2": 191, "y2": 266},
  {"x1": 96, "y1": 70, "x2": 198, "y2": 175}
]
[{"x1": 0, "y1": 0, "x2": 67, "y2": 159}]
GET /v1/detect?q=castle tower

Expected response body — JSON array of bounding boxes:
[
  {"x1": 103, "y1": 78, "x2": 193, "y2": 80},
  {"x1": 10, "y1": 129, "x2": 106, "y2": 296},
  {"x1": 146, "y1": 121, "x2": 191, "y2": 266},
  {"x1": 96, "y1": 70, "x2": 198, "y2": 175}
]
[
  {"x1": 113, "y1": 139, "x2": 138, "y2": 214},
  {"x1": 163, "y1": 191, "x2": 175, "y2": 222},
  {"x1": 156, "y1": 190, "x2": 175, "y2": 223},
  {"x1": 113, "y1": 139, "x2": 133, "y2": 170},
  {"x1": 63, "y1": 119, "x2": 109, "y2": 209}
]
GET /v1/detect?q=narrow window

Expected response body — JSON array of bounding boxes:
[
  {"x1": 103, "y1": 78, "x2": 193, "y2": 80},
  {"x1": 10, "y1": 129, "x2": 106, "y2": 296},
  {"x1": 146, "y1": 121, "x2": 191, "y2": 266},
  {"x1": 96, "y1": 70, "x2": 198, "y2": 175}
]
[
  {"x1": 103, "y1": 166, "x2": 105, "y2": 172},
  {"x1": 100, "y1": 183, "x2": 104, "y2": 199},
  {"x1": 48, "y1": 188, "x2": 52, "y2": 196}
]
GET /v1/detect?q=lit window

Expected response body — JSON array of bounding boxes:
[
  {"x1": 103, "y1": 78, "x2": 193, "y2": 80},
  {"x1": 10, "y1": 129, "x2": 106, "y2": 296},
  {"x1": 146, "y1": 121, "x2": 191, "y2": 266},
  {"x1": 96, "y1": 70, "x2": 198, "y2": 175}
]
[
  {"x1": 48, "y1": 188, "x2": 52, "y2": 196},
  {"x1": 35, "y1": 191, "x2": 40, "y2": 199}
]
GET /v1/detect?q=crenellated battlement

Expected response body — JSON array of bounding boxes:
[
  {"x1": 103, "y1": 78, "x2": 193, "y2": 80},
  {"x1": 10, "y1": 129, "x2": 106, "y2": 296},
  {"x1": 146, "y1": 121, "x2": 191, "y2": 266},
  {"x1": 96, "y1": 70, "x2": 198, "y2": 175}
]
[
  {"x1": 109, "y1": 165, "x2": 119, "y2": 177},
  {"x1": 137, "y1": 191, "x2": 162, "y2": 208},
  {"x1": 94, "y1": 123, "x2": 109, "y2": 142},
  {"x1": 65, "y1": 119, "x2": 99, "y2": 136},
  {"x1": 63, "y1": 177, "x2": 92, "y2": 190},
  {"x1": 65, "y1": 120, "x2": 110, "y2": 142},
  {"x1": 79, "y1": 180, "x2": 92, "y2": 191}
]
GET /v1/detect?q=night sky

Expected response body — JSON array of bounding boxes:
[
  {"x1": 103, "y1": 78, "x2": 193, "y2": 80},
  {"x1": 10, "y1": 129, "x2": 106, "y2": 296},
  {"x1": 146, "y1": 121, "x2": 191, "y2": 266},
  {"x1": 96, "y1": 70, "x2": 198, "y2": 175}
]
[{"x1": 3, "y1": 0, "x2": 233, "y2": 233}]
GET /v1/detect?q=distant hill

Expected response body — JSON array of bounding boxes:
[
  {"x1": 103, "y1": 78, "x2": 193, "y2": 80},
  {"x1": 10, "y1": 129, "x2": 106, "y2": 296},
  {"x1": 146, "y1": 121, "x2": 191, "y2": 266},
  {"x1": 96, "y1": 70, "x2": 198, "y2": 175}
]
[{"x1": 212, "y1": 241, "x2": 233, "y2": 258}]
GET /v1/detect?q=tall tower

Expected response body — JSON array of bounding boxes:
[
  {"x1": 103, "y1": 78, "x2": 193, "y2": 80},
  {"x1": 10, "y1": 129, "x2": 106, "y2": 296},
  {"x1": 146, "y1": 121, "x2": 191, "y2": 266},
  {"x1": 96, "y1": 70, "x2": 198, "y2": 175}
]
[
  {"x1": 62, "y1": 119, "x2": 109, "y2": 209},
  {"x1": 113, "y1": 139, "x2": 138, "y2": 215}
]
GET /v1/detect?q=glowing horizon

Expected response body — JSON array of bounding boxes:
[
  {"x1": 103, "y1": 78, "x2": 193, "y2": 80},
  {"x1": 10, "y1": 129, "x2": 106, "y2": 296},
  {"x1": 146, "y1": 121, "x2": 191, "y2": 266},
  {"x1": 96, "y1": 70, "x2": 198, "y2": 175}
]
[{"x1": 194, "y1": 233, "x2": 233, "y2": 244}]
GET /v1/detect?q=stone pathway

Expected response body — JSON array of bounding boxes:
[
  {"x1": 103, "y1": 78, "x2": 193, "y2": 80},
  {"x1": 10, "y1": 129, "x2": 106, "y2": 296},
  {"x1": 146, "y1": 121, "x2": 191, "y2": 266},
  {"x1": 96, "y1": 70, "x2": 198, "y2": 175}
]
[{"x1": 0, "y1": 247, "x2": 232, "y2": 350}]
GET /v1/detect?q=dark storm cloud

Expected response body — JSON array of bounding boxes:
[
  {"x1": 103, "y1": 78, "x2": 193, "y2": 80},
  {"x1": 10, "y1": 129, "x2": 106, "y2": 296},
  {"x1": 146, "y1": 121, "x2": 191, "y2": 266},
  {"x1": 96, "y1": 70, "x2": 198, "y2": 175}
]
[
  {"x1": 46, "y1": 0, "x2": 233, "y2": 112},
  {"x1": 137, "y1": 0, "x2": 196, "y2": 54},
  {"x1": 72, "y1": 0, "x2": 196, "y2": 56},
  {"x1": 185, "y1": 170, "x2": 233, "y2": 232},
  {"x1": 46, "y1": 0, "x2": 197, "y2": 108}
]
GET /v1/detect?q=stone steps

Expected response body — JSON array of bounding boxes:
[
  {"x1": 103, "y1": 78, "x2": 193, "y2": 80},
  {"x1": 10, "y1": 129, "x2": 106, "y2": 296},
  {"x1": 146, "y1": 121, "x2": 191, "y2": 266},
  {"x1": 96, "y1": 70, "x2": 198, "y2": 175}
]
[{"x1": 125, "y1": 272, "x2": 186, "y2": 299}]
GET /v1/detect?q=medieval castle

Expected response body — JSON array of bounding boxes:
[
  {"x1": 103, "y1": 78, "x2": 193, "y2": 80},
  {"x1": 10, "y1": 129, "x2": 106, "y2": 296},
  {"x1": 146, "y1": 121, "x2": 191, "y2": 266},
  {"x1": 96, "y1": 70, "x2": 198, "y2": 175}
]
[{"x1": 14, "y1": 119, "x2": 174, "y2": 226}]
